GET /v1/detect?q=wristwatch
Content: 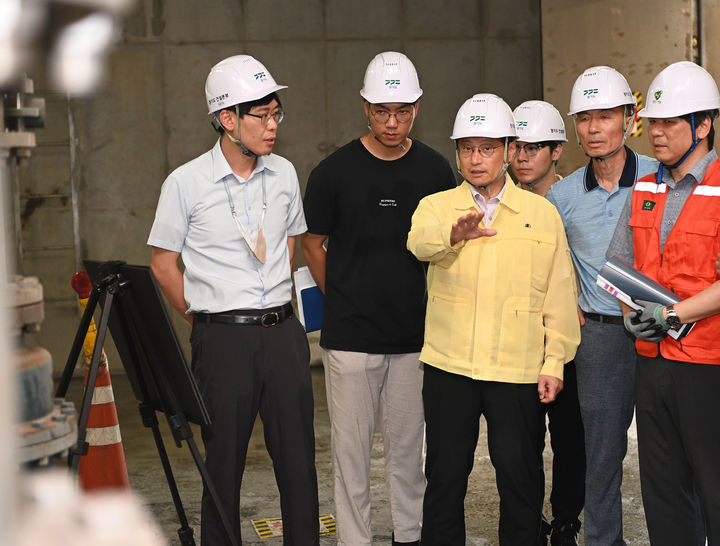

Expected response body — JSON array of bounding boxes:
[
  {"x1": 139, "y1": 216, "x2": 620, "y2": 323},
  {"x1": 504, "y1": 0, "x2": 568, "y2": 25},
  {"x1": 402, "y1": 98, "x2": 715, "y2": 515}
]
[{"x1": 665, "y1": 305, "x2": 682, "y2": 329}]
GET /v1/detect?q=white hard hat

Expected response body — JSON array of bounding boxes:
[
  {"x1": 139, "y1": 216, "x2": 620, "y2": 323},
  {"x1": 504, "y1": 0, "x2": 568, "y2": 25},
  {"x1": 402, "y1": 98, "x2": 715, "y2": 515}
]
[
  {"x1": 568, "y1": 66, "x2": 635, "y2": 115},
  {"x1": 638, "y1": 61, "x2": 720, "y2": 118},
  {"x1": 205, "y1": 55, "x2": 287, "y2": 114},
  {"x1": 513, "y1": 100, "x2": 567, "y2": 142},
  {"x1": 360, "y1": 51, "x2": 423, "y2": 104},
  {"x1": 451, "y1": 94, "x2": 516, "y2": 140}
]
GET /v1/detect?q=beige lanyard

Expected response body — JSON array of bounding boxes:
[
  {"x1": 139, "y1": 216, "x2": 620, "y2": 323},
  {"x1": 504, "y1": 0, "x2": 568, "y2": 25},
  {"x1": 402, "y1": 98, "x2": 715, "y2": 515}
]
[{"x1": 223, "y1": 173, "x2": 267, "y2": 264}]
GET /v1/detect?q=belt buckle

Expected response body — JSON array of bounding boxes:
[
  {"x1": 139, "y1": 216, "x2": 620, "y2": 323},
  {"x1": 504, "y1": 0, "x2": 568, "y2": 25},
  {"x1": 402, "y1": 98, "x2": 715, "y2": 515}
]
[{"x1": 260, "y1": 311, "x2": 280, "y2": 327}]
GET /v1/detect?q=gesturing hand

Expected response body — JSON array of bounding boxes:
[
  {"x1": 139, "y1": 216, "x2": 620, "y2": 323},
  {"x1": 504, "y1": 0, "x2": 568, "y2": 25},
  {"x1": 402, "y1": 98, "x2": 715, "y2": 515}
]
[{"x1": 450, "y1": 211, "x2": 498, "y2": 246}]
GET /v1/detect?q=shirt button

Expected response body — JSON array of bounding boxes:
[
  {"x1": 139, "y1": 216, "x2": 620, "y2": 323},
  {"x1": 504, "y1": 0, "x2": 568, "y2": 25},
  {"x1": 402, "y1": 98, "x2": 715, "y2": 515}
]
[
  {"x1": 675, "y1": 193, "x2": 680, "y2": 197},
  {"x1": 473, "y1": 368, "x2": 480, "y2": 375}
]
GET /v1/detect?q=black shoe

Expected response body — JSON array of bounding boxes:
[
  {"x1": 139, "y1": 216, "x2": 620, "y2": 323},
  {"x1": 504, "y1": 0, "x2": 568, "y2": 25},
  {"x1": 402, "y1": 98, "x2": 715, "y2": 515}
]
[
  {"x1": 550, "y1": 519, "x2": 580, "y2": 546},
  {"x1": 538, "y1": 514, "x2": 552, "y2": 546},
  {"x1": 392, "y1": 532, "x2": 420, "y2": 546}
]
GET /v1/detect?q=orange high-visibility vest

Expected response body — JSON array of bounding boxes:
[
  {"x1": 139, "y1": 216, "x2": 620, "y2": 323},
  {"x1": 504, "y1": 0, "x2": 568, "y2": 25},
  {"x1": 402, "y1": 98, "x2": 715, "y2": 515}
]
[{"x1": 629, "y1": 160, "x2": 720, "y2": 364}]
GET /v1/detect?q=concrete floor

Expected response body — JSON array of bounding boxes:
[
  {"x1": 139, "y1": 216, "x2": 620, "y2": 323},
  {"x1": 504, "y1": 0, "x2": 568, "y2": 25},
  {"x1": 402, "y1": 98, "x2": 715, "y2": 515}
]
[{"x1": 67, "y1": 364, "x2": 651, "y2": 546}]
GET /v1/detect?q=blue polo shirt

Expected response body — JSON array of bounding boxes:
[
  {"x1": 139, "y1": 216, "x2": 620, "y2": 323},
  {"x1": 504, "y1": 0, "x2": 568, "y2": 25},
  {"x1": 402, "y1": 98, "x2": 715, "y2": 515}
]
[{"x1": 546, "y1": 148, "x2": 658, "y2": 315}]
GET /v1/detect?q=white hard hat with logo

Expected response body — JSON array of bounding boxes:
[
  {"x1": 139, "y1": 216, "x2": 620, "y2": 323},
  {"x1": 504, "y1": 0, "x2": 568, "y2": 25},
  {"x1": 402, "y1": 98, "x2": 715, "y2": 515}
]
[
  {"x1": 205, "y1": 55, "x2": 287, "y2": 114},
  {"x1": 568, "y1": 65, "x2": 635, "y2": 115},
  {"x1": 451, "y1": 93, "x2": 516, "y2": 140},
  {"x1": 638, "y1": 61, "x2": 720, "y2": 118},
  {"x1": 513, "y1": 100, "x2": 567, "y2": 142},
  {"x1": 360, "y1": 51, "x2": 423, "y2": 104}
]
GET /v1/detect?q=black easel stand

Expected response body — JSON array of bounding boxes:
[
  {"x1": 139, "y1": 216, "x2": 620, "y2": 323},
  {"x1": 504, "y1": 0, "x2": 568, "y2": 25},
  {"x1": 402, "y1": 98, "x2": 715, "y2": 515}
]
[{"x1": 56, "y1": 267, "x2": 238, "y2": 546}]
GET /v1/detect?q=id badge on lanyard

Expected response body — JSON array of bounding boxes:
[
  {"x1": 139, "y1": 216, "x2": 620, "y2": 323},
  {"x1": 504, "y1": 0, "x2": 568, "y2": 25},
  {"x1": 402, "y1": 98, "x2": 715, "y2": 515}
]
[{"x1": 223, "y1": 172, "x2": 267, "y2": 264}]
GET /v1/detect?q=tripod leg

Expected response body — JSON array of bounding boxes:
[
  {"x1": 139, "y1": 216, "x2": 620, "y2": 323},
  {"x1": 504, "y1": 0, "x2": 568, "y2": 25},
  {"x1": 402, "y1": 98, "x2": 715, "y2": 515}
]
[
  {"x1": 69, "y1": 290, "x2": 114, "y2": 472},
  {"x1": 138, "y1": 403, "x2": 196, "y2": 546},
  {"x1": 56, "y1": 287, "x2": 100, "y2": 397}
]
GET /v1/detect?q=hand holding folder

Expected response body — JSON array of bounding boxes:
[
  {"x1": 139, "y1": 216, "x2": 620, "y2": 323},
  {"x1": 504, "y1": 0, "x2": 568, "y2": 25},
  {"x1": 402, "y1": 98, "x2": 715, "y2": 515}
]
[{"x1": 596, "y1": 257, "x2": 694, "y2": 340}]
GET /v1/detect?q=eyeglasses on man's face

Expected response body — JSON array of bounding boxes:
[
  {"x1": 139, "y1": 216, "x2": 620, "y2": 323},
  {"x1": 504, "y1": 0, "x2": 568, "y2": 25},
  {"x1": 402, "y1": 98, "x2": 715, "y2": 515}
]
[
  {"x1": 369, "y1": 106, "x2": 414, "y2": 124},
  {"x1": 515, "y1": 142, "x2": 548, "y2": 157},
  {"x1": 458, "y1": 143, "x2": 503, "y2": 158},
  {"x1": 244, "y1": 109, "x2": 285, "y2": 126}
]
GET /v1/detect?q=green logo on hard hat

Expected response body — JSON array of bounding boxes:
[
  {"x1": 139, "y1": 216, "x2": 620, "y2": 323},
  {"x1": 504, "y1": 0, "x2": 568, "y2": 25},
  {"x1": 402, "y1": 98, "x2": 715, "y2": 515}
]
[
  {"x1": 385, "y1": 79, "x2": 400, "y2": 86},
  {"x1": 469, "y1": 115, "x2": 486, "y2": 124},
  {"x1": 642, "y1": 200, "x2": 656, "y2": 211},
  {"x1": 583, "y1": 89, "x2": 598, "y2": 97},
  {"x1": 654, "y1": 90, "x2": 663, "y2": 101},
  {"x1": 254, "y1": 71, "x2": 267, "y2": 81},
  {"x1": 516, "y1": 121, "x2": 528, "y2": 127}
]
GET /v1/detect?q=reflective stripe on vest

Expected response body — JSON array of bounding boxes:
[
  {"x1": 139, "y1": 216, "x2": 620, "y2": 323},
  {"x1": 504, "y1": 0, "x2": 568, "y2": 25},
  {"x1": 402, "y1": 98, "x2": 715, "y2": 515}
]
[{"x1": 630, "y1": 160, "x2": 720, "y2": 364}]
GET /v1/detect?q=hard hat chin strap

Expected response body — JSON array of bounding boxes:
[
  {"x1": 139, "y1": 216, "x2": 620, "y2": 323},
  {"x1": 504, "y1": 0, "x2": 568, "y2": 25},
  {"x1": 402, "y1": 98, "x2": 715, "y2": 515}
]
[
  {"x1": 656, "y1": 112, "x2": 703, "y2": 182},
  {"x1": 216, "y1": 105, "x2": 259, "y2": 157},
  {"x1": 456, "y1": 138, "x2": 510, "y2": 189},
  {"x1": 520, "y1": 160, "x2": 556, "y2": 190},
  {"x1": 573, "y1": 109, "x2": 634, "y2": 162}
]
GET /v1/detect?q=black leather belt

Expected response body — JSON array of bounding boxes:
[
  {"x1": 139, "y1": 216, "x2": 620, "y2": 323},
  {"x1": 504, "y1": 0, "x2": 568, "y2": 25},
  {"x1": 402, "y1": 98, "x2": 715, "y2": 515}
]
[
  {"x1": 195, "y1": 302, "x2": 293, "y2": 327},
  {"x1": 584, "y1": 312, "x2": 624, "y2": 325}
]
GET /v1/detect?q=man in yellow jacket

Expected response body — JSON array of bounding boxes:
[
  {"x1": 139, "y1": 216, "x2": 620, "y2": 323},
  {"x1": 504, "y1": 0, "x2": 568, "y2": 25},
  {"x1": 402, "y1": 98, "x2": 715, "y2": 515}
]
[{"x1": 407, "y1": 94, "x2": 581, "y2": 545}]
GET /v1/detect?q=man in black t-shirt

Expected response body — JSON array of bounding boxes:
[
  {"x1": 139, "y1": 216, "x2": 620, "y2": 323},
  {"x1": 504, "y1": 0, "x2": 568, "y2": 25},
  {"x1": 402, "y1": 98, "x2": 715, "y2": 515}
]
[{"x1": 302, "y1": 52, "x2": 455, "y2": 546}]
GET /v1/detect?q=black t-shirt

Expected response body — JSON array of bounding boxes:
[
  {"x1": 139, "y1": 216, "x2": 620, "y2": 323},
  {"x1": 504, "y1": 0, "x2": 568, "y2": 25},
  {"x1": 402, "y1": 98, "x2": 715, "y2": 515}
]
[{"x1": 303, "y1": 138, "x2": 457, "y2": 353}]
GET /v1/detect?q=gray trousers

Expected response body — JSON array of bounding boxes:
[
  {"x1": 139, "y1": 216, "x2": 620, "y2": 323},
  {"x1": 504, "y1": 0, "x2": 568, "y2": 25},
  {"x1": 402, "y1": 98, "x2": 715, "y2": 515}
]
[
  {"x1": 574, "y1": 319, "x2": 636, "y2": 546},
  {"x1": 323, "y1": 349, "x2": 425, "y2": 546}
]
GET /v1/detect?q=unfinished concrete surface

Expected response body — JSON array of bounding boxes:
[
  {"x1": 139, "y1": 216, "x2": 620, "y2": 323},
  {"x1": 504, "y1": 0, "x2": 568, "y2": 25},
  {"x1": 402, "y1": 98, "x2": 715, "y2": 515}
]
[
  {"x1": 16, "y1": 0, "x2": 543, "y2": 373},
  {"x1": 78, "y1": 364, "x2": 650, "y2": 546}
]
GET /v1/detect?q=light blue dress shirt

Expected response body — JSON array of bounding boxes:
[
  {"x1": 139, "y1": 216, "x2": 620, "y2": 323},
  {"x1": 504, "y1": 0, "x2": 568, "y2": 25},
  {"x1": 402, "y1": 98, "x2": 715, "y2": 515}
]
[{"x1": 148, "y1": 138, "x2": 306, "y2": 313}]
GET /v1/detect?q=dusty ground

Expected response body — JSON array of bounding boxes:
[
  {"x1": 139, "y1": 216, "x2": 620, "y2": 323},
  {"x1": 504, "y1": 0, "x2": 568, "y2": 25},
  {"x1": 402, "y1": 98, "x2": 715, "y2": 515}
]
[{"x1": 104, "y1": 365, "x2": 650, "y2": 545}]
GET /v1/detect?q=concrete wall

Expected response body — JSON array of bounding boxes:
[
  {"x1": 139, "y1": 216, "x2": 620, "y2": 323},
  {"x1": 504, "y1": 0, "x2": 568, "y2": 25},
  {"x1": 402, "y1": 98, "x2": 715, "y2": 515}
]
[
  {"x1": 542, "y1": 0, "x2": 701, "y2": 175},
  {"x1": 17, "y1": 0, "x2": 544, "y2": 373}
]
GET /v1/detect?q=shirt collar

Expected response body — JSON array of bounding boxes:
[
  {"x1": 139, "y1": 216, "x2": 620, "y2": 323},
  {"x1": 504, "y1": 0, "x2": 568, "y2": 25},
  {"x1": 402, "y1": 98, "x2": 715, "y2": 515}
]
[
  {"x1": 661, "y1": 149, "x2": 718, "y2": 186},
  {"x1": 210, "y1": 137, "x2": 278, "y2": 184},
  {"x1": 453, "y1": 175, "x2": 520, "y2": 213},
  {"x1": 583, "y1": 146, "x2": 637, "y2": 192}
]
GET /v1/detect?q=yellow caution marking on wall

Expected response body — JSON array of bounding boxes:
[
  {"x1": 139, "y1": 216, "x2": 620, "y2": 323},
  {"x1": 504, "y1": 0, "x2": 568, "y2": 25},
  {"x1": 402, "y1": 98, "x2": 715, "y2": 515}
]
[
  {"x1": 631, "y1": 92, "x2": 643, "y2": 137},
  {"x1": 251, "y1": 515, "x2": 337, "y2": 539}
]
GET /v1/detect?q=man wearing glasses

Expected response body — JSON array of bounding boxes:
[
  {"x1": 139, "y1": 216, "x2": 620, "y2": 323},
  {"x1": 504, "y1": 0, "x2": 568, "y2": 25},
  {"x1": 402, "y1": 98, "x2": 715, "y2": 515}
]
[
  {"x1": 302, "y1": 51, "x2": 455, "y2": 546},
  {"x1": 148, "y1": 55, "x2": 318, "y2": 545},
  {"x1": 511, "y1": 100, "x2": 585, "y2": 546},
  {"x1": 408, "y1": 94, "x2": 580, "y2": 545},
  {"x1": 544, "y1": 66, "x2": 657, "y2": 546}
]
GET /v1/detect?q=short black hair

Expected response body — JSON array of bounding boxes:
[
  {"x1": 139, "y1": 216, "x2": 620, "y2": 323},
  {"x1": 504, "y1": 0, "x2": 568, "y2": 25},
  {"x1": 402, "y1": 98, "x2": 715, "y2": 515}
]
[
  {"x1": 680, "y1": 109, "x2": 717, "y2": 149},
  {"x1": 212, "y1": 92, "x2": 282, "y2": 134}
]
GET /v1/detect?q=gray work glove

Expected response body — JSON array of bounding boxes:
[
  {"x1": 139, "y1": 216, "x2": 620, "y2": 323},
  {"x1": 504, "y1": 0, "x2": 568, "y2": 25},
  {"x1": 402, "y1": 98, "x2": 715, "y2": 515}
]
[{"x1": 623, "y1": 298, "x2": 669, "y2": 343}]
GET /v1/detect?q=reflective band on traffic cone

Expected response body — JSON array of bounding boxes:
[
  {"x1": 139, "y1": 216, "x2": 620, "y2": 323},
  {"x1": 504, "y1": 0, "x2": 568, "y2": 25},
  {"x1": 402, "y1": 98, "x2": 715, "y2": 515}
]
[{"x1": 72, "y1": 271, "x2": 130, "y2": 491}]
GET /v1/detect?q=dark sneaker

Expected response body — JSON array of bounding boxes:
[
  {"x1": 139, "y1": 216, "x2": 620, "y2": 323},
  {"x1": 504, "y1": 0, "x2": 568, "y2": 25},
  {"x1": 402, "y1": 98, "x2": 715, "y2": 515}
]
[{"x1": 550, "y1": 519, "x2": 581, "y2": 546}]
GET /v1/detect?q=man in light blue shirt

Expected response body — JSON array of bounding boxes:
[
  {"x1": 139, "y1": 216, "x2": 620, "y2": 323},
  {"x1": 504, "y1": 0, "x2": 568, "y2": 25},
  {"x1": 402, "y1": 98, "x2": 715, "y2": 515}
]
[
  {"x1": 545, "y1": 66, "x2": 657, "y2": 546},
  {"x1": 148, "y1": 55, "x2": 318, "y2": 546}
]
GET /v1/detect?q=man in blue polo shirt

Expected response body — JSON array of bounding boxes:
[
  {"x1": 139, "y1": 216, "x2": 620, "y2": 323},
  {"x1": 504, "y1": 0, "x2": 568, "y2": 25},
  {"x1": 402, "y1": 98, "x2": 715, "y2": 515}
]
[{"x1": 545, "y1": 66, "x2": 657, "y2": 546}]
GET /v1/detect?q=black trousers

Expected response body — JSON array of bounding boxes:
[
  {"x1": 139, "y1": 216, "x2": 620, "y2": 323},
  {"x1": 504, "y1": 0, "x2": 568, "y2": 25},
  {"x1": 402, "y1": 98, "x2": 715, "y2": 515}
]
[
  {"x1": 421, "y1": 364, "x2": 545, "y2": 546},
  {"x1": 543, "y1": 361, "x2": 585, "y2": 523},
  {"x1": 636, "y1": 353, "x2": 720, "y2": 546},
  {"x1": 191, "y1": 315, "x2": 319, "y2": 546}
]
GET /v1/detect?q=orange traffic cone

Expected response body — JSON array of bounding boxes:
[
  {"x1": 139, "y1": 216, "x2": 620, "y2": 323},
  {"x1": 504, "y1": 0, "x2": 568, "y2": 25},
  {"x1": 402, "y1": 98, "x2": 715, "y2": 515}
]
[{"x1": 72, "y1": 271, "x2": 130, "y2": 491}]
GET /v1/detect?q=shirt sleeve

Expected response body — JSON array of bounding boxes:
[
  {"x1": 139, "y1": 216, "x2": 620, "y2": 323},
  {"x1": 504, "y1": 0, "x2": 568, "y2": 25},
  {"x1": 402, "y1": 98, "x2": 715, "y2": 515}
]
[
  {"x1": 303, "y1": 162, "x2": 334, "y2": 236},
  {"x1": 147, "y1": 174, "x2": 190, "y2": 252},
  {"x1": 407, "y1": 194, "x2": 466, "y2": 268},
  {"x1": 606, "y1": 186, "x2": 635, "y2": 264},
  {"x1": 285, "y1": 163, "x2": 307, "y2": 236},
  {"x1": 539, "y1": 213, "x2": 581, "y2": 380}
]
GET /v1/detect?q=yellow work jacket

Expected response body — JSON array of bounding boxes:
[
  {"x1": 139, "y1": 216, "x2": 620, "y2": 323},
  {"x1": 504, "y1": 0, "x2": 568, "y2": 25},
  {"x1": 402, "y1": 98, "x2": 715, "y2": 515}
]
[{"x1": 407, "y1": 177, "x2": 580, "y2": 383}]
